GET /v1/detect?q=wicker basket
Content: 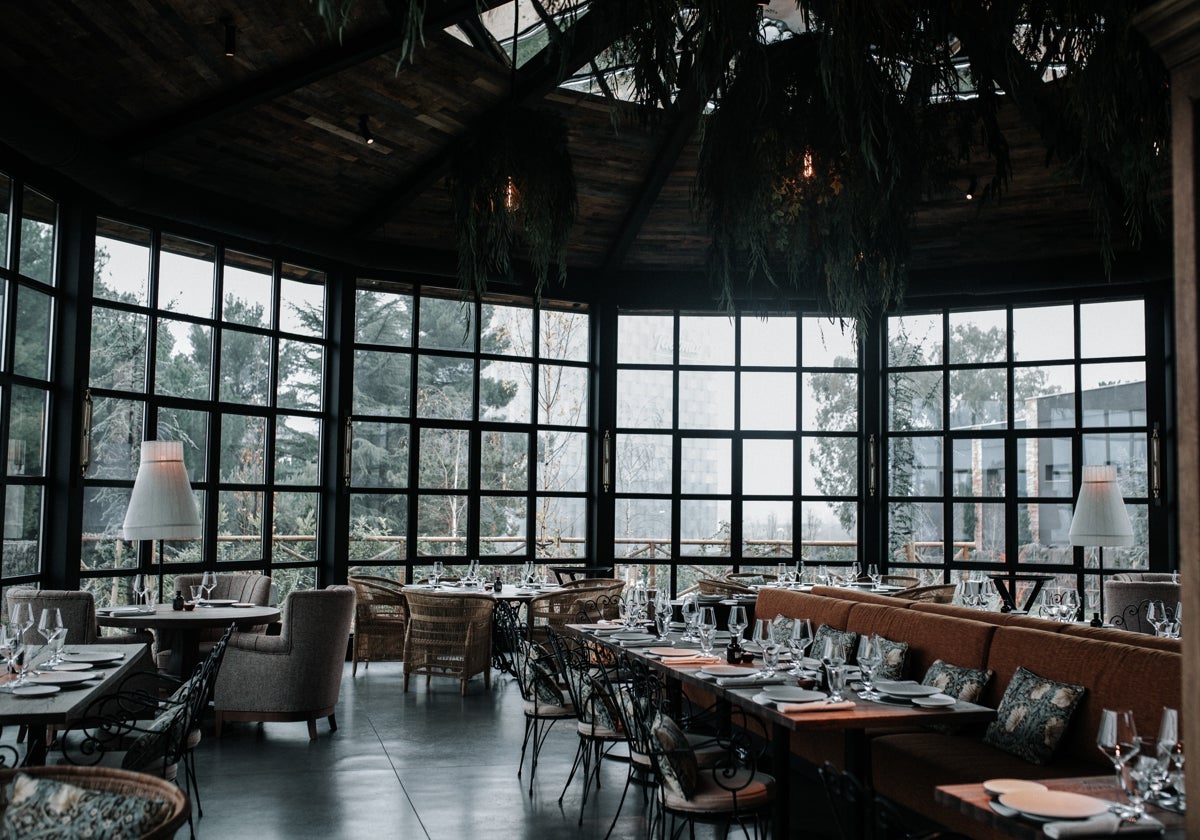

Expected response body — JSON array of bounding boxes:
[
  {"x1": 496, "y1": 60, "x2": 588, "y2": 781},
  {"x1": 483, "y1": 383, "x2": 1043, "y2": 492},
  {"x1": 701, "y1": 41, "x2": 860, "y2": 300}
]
[{"x1": 0, "y1": 765, "x2": 189, "y2": 839}]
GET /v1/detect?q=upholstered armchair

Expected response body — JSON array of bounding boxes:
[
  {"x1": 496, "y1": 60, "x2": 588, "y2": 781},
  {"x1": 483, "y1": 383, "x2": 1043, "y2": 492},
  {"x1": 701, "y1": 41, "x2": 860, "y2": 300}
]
[
  {"x1": 5, "y1": 589, "x2": 152, "y2": 647},
  {"x1": 1104, "y1": 575, "x2": 1181, "y2": 633},
  {"x1": 213, "y1": 585, "x2": 355, "y2": 740},
  {"x1": 402, "y1": 592, "x2": 493, "y2": 695},
  {"x1": 156, "y1": 573, "x2": 271, "y2": 669}
]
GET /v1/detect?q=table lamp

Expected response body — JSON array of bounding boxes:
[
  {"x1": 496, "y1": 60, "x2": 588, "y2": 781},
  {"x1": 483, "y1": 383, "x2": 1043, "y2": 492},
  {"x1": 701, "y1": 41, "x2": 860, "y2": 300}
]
[
  {"x1": 122, "y1": 440, "x2": 202, "y2": 603},
  {"x1": 1068, "y1": 464, "x2": 1133, "y2": 621}
]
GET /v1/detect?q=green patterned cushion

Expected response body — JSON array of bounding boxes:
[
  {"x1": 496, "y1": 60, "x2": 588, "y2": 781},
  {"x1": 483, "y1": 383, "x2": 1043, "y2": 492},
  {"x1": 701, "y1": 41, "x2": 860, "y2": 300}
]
[
  {"x1": 581, "y1": 673, "x2": 621, "y2": 732},
  {"x1": 2, "y1": 772, "x2": 168, "y2": 839},
  {"x1": 984, "y1": 666, "x2": 1086, "y2": 765},
  {"x1": 122, "y1": 704, "x2": 184, "y2": 773},
  {"x1": 653, "y1": 716, "x2": 698, "y2": 800},
  {"x1": 813, "y1": 624, "x2": 858, "y2": 664},
  {"x1": 771, "y1": 614, "x2": 795, "y2": 640},
  {"x1": 521, "y1": 644, "x2": 566, "y2": 707},
  {"x1": 922, "y1": 659, "x2": 993, "y2": 703},
  {"x1": 873, "y1": 636, "x2": 909, "y2": 681}
]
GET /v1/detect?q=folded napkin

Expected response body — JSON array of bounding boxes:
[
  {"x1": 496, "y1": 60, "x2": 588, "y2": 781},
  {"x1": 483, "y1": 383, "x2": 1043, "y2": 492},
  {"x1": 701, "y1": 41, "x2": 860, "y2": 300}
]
[
  {"x1": 713, "y1": 674, "x2": 788, "y2": 688},
  {"x1": 618, "y1": 639, "x2": 660, "y2": 648},
  {"x1": 662, "y1": 656, "x2": 721, "y2": 667},
  {"x1": 1043, "y1": 813, "x2": 1164, "y2": 838},
  {"x1": 785, "y1": 700, "x2": 855, "y2": 713}
]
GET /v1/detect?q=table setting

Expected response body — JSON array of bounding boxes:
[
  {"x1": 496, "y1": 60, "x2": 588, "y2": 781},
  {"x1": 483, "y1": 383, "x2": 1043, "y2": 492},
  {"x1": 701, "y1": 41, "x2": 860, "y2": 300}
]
[{"x1": 983, "y1": 780, "x2": 1166, "y2": 837}]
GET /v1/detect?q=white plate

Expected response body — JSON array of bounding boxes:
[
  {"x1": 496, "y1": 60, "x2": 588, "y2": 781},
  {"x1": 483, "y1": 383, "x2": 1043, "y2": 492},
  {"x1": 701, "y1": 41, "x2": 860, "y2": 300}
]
[
  {"x1": 997, "y1": 790, "x2": 1109, "y2": 821},
  {"x1": 874, "y1": 681, "x2": 941, "y2": 698},
  {"x1": 29, "y1": 672, "x2": 93, "y2": 686},
  {"x1": 648, "y1": 648, "x2": 694, "y2": 658},
  {"x1": 106, "y1": 607, "x2": 143, "y2": 616},
  {"x1": 231, "y1": 602, "x2": 256, "y2": 608},
  {"x1": 199, "y1": 598, "x2": 238, "y2": 607},
  {"x1": 983, "y1": 779, "x2": 1049, "y2": 798},
  {"x1": 700, "y1": 665, "x2": 753, "y2": 678},
  {"x1": 12, "y1": 684, "x2": 60, "y2": 698},
  {"x1": 911, "y1": 693, "x2": 957, "y2": 708},
  {"x1": 50, "y1": 662, "x2": 93, "y2": 672},
  {"x1": 760, "y1": 686, "x2": 825, "y2": 703},
  {"x1": 610, "y1": 632, "x2": 654, "y2": 642},
  {"x1": 60, "y1": 651, "x2": 123, "y2": 664}
]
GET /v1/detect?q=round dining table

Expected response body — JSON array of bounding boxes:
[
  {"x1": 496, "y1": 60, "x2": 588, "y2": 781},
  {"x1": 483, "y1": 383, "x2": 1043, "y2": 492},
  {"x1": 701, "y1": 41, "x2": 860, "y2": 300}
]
[{"x1": 97, "y1": 603, "x2": 280, "y2": 676}]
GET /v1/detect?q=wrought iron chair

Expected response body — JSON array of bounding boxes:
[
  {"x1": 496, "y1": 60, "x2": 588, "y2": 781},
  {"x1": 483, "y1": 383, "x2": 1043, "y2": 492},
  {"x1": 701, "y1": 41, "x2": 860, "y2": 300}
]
[{"x1": 347, "y1": 575, "x2": 407, "y2": 675}]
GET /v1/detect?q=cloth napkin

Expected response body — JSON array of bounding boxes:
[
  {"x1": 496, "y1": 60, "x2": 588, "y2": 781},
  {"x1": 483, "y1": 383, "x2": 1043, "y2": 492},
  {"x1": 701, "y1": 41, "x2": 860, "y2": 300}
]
[
  {"x1": 1043, "y1": 813, "x2": 1164, "y2": 838},
  {"x1": 713, "y1": 674, "x2": 788, "y2": 688},
  {"x1": 661, "y1": 656, "x2": 721, "y2": 667},
  {"x1": 784, "y1": 700, "x2": 855, "y2": 713},
  {"x1": 618, "y1": 639, "x2": 660, "y2": 648}
]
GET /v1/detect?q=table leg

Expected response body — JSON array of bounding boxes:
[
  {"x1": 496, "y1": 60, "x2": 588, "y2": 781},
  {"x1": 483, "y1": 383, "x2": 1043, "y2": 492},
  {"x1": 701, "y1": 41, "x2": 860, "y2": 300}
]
[
  {"x1": 991, "y1": 578, "x2": 1016, "y2": 612},
  {"x1": 22, "y1": 726, "x2": 47, "y2": 766},
  {"x1": 1022, "y1": 579, "x2": 1048, "y2": 613},
  {"x1": 771, "y1": 721, "x2": 791, "y2": 838}
]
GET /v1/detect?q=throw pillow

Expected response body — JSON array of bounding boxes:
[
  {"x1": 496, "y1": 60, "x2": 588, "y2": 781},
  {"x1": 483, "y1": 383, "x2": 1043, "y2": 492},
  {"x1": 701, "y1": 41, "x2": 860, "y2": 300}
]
[
  {"x1": 983, "y1": 666, "x2": 1086, "y2": 765},
  {"x1": 812, "y1": 625, "x2": 858, "y2": 664},
  {"x1": 653, "y1": 716, "x2": 698, "y2": 800},
  {"x1": 122, "y1": 704, "x2": 185, "y2": 773},
  {"x1": 771, "y1": 614, "x2": 795, "y2": 641},
  {"x1": 522, "y1": 644, "x2": 566, "y2": 708},
  {"x1": 2, "y1": 772, "x2": 168, "y2": 840},
  {"x1": 873, "y1": 636, "x2": 909, "y2": 681},
  {"x1": 922, "y1": 659, "x2": 993, "y2": 703}
]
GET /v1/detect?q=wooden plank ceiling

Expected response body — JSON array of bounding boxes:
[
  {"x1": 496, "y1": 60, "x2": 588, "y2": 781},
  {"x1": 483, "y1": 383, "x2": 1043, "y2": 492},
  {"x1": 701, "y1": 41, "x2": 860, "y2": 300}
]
[{"x1": 0, "y1": 0, "x2": 1156, "y2": 282}]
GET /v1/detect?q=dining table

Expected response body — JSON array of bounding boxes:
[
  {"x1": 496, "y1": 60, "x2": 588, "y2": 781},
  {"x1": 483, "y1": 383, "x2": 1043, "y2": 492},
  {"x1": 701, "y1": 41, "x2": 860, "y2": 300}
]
[
  {"x1": 0, "y1": 642, "x2": 151, "y2": 765},
  {"x1": 935, "y1": 774, "x2": 1186, "y2": 839},
  {"x1": 97, "y1": 603, "x2": 280, "y2": 677},
  {"x1": 568, "y1": 624, "x2": 997, "y2": 838}
]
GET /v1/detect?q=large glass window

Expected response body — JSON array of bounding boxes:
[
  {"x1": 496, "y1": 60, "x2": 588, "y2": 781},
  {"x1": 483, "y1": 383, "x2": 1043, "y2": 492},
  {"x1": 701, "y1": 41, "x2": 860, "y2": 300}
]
[
  {"x1": 349, "y1": 282, "x2": 590, "y2": 581},
  {"x1": 885, "y1": 300, "x2": 1153, "y2": 614},
  {"x1": 614, "y1": 312, "x2": 861, "y2": 593},
  {"x1": 0, "y1": 175, "x2": 56, "y2": 591},
  {"x1": 84, "y1": 219, "x2": 328, "y2": 605}
]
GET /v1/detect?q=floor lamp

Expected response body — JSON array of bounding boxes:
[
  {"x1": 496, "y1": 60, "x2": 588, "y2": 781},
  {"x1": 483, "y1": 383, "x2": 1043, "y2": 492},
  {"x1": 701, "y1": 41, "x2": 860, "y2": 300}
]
[
  {"x1": 122, "y1": 440, "x2": 202, "y2": 603},
  {"x1": 1068, "y1": 465, "x2": 1133, "y2": 622}
]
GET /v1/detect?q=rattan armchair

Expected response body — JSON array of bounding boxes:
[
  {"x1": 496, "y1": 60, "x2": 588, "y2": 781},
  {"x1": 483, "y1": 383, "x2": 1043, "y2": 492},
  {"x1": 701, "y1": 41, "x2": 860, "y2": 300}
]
[
  {"x1": 891, "y1": 583, "x2": 957, "y2": 603},
  {"x1": 348, "y1": 575, "x2": 407, "y2": 675},
  {"x1": 880, "y1": 574, "x2": 920, "y2": 588},
  {"x1": 697, "y1": 577, "x2": 752, "y2": 598},
  {"x1": 0, "y1": 766, "x2": 190, "y2": 840},
  {"x1": 561, "y1": 577, "x2": 624, "y2": 589},
  {"x1": 403, "y1": 591, "x2": 494, "y2": 695}
]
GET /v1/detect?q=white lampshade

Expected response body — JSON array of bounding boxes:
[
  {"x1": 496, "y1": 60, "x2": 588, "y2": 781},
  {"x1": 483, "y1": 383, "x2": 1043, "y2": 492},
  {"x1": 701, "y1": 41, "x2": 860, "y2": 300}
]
[
  {"x1": 1068, "y1": 465, "x2": 1134, "y2": 547},
  {"x1": 122, "y1": 440, "x2": 202, "y2": 541}
]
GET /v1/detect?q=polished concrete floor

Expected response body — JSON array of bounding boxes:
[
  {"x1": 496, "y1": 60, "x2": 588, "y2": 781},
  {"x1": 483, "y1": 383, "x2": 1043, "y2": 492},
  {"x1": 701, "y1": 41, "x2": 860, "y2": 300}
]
[{"x1": 182, "y1": 662, "x2": 845, "y2": 840}]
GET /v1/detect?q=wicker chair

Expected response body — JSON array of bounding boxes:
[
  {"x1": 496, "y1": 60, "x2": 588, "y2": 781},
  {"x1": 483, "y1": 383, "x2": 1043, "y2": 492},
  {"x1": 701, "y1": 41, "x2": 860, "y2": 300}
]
[
  {"x1": 5, "y1": 588, "x2": 152, "y2": 646},
  {"x1": 214, "y1": 586, "x2": 355, "y2": 739},
  {"x1": 697, "y1": 577, "x2": 751, "y2": 598},
  {"x1": 402, "y1": 591, "x2": 493, "y2": 695},
  {"x1": 561, "y1": 577, "x2": 624, "y2": 590},
  {"x1": 549, "y1": 566, "x2": 613, "y2": 584},
  {"x1": 880, "y1": 574, "x2": 920, "y2": 588},
  {"x1": 527, "y1": 588, "x2": 595, "y2": 643},
  {"x1": 725, "y1": 572, "x2": 776, "y2": 586},
  {"x1": 0, "y1": 766, "x2": 190, "y2": 840},
  {"x1": 891, "y1": 583, "x2": 958, "y2": 603},
  {"x1": 348, "y1": 575, "x2": 407, "y2": 675}
]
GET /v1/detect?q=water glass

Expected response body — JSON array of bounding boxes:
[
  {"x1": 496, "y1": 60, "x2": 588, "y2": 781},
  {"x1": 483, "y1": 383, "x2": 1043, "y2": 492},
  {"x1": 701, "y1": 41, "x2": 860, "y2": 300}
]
[
  {"x1": 1097, "y1": 709, "x2": 1142, "y2": 817},
  {"x1": 654, "y1": 609, "x2": 669, "y2": 641},
  {"x1": 189, "y1": 585, "x2": 203, "y2": 604},
  {"x1": 857, "y1": 635, "x2": 883, "y2": 700},
  {"x1": 826, "y1": 664, "x2": 848, "y2": 702},
  {"x1": 680, "y1": 595, "x2": 699, "y2": 641},
  {"x1": 697, "y1": 625, "x2": 715, "y2": 656},
  {"x1": 867, "y1": 564, "x2": 881, "y2": 588},
  {"x1": 761, "y1": 643, "x2": 781, "y2": 678}
]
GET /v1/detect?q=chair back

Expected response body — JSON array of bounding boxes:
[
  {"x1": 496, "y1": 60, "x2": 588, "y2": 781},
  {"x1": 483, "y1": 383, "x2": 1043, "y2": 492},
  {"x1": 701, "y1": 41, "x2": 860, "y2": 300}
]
[
  {"x1": 5, "y1": 589, "x2": 97, "y2": 645},
  {"x1": 880, "y1": 574, "x2": 920, "y2": 588},
  {"x1": 561, "y1": 577, "x2": 624, "y2": 589},
  {"x1": 0, "y1": 766, "x2": 189, "y2": 840},
  {"x1": 174, "y1": 572, "x2": 271, "y2": 605},
  {"x1": 528, "y1": 589, "x2": 590, "y2": 643},
  {"x1": 1104, "y1": 579, "x2": 1181, "y2": 631},
  {"x1": 891, "y1": 583, "x2": 957, "y2": 603},
  {"x1": 402, "y1": 592, "x2": 494, "y2": 683},
  {"x1": 548, "y1": 565, "x2": 613, "y2": 584},
  {"x1": 697, "y1": 577, "x2": 750, "y2": 597}
]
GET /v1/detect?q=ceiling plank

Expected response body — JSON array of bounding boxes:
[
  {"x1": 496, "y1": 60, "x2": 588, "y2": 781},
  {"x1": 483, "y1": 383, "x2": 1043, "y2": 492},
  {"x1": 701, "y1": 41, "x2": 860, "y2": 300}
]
[
  {"x1": 349, "y1": 5, "x2": 631, "y2": 235},
  {"x1": 116, "y1": 0, "x2": 510, "y2": 155}
]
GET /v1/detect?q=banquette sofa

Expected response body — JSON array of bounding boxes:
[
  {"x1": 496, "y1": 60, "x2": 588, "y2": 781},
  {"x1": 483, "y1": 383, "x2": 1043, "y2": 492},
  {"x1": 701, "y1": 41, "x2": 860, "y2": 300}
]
[{"x1": 686, "y1": 584, "x2": 1181, "y2": 839}]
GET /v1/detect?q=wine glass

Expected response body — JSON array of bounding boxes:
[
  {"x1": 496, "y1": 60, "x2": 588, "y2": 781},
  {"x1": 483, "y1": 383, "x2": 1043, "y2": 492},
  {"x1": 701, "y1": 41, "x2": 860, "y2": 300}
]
[
  {"x1": 680, "y1": 595, "x2": 699, "y2": 642},
  {"x1": 867, "y1": 564, "x2": 881, "y2": 589},
  {"x1": 697, "y1": 607, "x2": 718, "y2": 657},
  {"x1": 849, "y1": 561, "x2": 861, "y2": 583},
  {"x1": 1097, "y1": 709, "x2": 1142, "y2": 817},
  {"x1": 38, "y1": 608, "x2": 66, "y2": 666},
  {"x1": 200, "y1": 571, "x2": 218, "y2": 604},
  {"x1": 786, "y1": 619, "x2": 814, "y2": 676},
  {"x1": 728, "y1": 605, "x2": 748, "y2": 643},
  {"x1": 132, "y1": 574, "x2": 148, "y2": 610},
  {"x1": 12, "y1": 604, "x2": 35, "y2": 645},
  {"x1": 430, "y1": 561, "x2": 444, "y2": 589},
  {"x1": 856, "y1": 634, "x2": 883, "y2": 700},
  {"x1": 1058, "y1": 588, "x2": 1080, "y2": 622},
  {"x1": 1146, "y1": 600, "x2": 1169, "y2": 636},
  {"x1": 1157, "y1": 707, "x2": 1186, "y2": 794}
]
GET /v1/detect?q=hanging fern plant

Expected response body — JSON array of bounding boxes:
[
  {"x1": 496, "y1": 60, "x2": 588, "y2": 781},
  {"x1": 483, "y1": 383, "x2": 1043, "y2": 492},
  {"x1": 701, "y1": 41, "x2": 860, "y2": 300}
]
[{"x1": 449, "y1": 106, "x2": 578, "y2": 298}]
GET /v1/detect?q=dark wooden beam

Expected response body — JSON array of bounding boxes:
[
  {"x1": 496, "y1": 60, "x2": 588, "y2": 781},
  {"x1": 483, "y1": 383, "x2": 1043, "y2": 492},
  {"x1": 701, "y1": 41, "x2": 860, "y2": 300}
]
[
  {"x1": 456, "y1": 14, "x2": 510, "y2": 65},
  {"x1": 349, "y1": 5, "x2": 632, "y2": 235},
  {"x1": 116, "y1": 0, "x2": 509, "y2": 155}
]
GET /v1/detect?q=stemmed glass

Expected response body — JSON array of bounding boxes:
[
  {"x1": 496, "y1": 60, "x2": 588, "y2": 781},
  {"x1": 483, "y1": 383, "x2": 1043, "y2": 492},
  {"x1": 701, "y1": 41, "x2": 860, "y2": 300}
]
[
  {"x1": 1097, "y1": 709, "x2": 1143, "y2": 818},
  {"x1": 856, "y1": 635, "x2": 883, "y2": 700},
  {"x1": 1157, "y1": 707, "x2": 1186, "y2": 798},
  {"x1": 680, "y1": 595, "x2": 699, "y2": 642},
  {"x1": 728, "y1": 605, "x2": 748, "y2": 644},
  {"x1": 429, "y1": 561, "x2": 444, "y2": 589},
  {"x1": 132, "y1": 575, "x2": 149, "y2": 610},
  {"x1": 1146, "y1": 600, "x2": 1169, "y2": 636},
  {"x1": 867, "y1": 564, "x2": 881, "y2": 589},
  {"x1": 821, "y1": 636, "x2": 848, "y2": 702},
  {"x1": 1058, "y1": 588, "x2": 1080, "y2": 622},
  {"x1": 38, "y1": 608, "x2": 66, "y2": 667},
  {"x1": 786, "y1": 619, "x2": 814, "y2": 676},
  {"x1": 697, "y1": 607, "x2": 718, "y2": 657},
  {"x1": 849, "y1": 561, "x2": 861, "y2": 583},
  {"x1": 11, "y1": 604, "x2": 34, "y2": 645},
  {"x1": 200, "y1": 571, "x2": 217, "y2": 604}
]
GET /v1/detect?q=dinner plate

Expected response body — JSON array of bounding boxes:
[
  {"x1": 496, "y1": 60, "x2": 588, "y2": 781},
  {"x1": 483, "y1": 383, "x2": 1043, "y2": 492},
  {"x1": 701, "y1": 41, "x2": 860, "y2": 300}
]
[
  {"x1": 199, "y1": 598, "x2": 238, "y2": 607},
  {"x1": 874, "y1": 681, "x2": 941, "y2": 698},
  {"x1": 982, "y1": 779, "x2": 1049, "y2": 798},
  {"x1": 911, "y1": 693, "x2": 956, "y2": 708},
  {"x1": 105, "y1": 607, "x2": 143, "y2": 616},
  {"x1": 610, "y1": 632, "x2": 654, "y2": 641},
  {"x1": 12, "y1": 684, "x2": 59, "y2": 698},
  {"x1": 759, "y1": 686, "x2": 825, "y2": 703},
  {"x1": 50, "y1": 662, "x2": 93, "y2": 671},
  {"x1": 700, "y1": 665, "x2": 752, "y2": 678},
  {"x1": 231, "y1": 602, "x2": 256, "y2": 608},
  {"x1": 997, "y1": 790, "x2": 1110, "y2": 821},
  {"x1": 577, "y1": 623, "x2": 613, "y2": 631},
  {"x1": 648, "y1": 648, "x2": 692, "y2": 658},
  {"x1": 60, "y1": 651, "x2": 123, "y2": 664},
  {"x1": 29, "y1": 672, "x2": 93, "y2": 686}
]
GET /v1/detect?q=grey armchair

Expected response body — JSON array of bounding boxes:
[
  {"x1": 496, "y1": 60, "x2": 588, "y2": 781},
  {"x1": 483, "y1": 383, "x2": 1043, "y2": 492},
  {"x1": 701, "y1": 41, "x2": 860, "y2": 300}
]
[
  {"x1": 1104, "y1": 576, "x2": 1181, "y2": 633},
  {"x1": 5, "y1": 589, "x2": 152, "y2": 647},
  {"x1": 156, "y1": 573, "x2": 271, "y2": 669},
  {"x1": 213, "y1": 585, "x2": 355, "y2": 740}
]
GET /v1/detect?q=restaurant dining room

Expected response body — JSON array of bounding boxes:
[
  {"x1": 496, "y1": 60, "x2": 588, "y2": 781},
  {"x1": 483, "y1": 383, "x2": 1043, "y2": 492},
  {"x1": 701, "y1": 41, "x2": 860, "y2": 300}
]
[{"x1": 0, "y1": 1, "x2": 1197, "y2": 838}]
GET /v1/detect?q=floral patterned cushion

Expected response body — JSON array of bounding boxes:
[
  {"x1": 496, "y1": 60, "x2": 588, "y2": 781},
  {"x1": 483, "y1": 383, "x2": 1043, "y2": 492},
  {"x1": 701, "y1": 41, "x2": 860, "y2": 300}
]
[
  {"x1": 581, "y1": 673, "x2": 621, "y2": 732},
  {"x1": 521, "y1": 644, "x2": 566, "y2": 707},
  {"x1": 653, "y1": 716, "x2": 698, "y2": 800},
  {"x1": 771, "y1": 614, "x2": 795, "y2": 640},
  {"x1": 984, "y1": 666, "x2": 1086, "y2": 765},
  {"x1": 873, "y1": 636, "x2": 909, "y2": 681},
  {"x1": 922, "y1": 659, "x2": 993, "y2": 702},
  {"x1": 121, "y1": 704, "x2": 185, "y2": 773},
  {"x1": 2, "y1": 772, "x2": 167, "y2": 839},
  {"x1": 812, "y1": 625, "x2": 858, "y2": 663}
]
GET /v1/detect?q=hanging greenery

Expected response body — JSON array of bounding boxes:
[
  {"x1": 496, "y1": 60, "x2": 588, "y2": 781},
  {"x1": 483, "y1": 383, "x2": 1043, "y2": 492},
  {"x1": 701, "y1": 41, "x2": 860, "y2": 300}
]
[{"x1": 448, "y1": 106, "x2": 577, "y2": 298}]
